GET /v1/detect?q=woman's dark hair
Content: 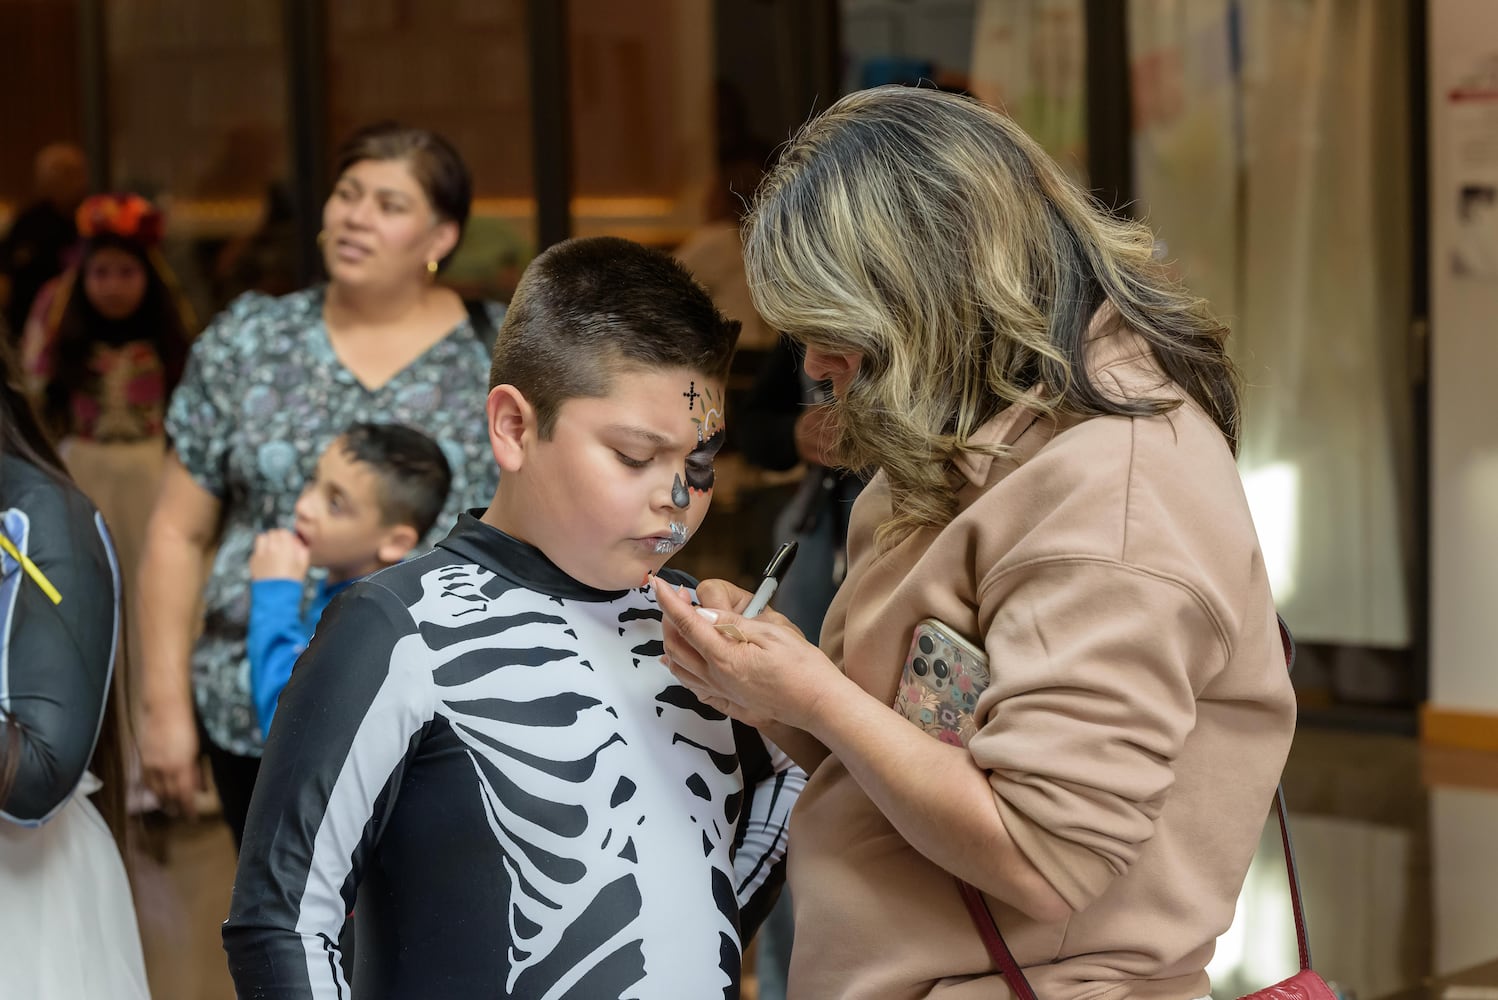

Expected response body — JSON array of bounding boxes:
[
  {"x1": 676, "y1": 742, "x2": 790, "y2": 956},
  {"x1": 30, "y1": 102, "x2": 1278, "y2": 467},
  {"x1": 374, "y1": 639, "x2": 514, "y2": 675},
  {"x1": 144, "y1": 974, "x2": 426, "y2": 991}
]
[
  {"x1": 332, "y1": 122, "x2": 473, "y2": 267},
  {"x1": 0, "y1": 336, "x2": 129, "y2": 851},
  {"x1": 44, "y1": 233, "x2": 191, "y2": 436}
]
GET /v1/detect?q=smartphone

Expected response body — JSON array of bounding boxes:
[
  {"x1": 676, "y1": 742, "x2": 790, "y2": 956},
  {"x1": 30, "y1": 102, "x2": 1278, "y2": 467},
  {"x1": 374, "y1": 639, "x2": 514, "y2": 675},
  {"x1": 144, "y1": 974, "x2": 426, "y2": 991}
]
[{"x1": 893, "y1": 618, "x2": 991, "y2": 746}]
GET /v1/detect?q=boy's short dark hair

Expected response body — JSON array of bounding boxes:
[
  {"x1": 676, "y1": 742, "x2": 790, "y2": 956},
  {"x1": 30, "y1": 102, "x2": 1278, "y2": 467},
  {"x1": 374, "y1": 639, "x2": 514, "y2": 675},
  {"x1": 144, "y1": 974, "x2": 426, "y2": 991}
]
[
  {"x1": 489, "y1": 236, "x2": 741, "y2": 437},
  {"x1": 338, "y1": 423, "x2": 452, "y2": 538}
]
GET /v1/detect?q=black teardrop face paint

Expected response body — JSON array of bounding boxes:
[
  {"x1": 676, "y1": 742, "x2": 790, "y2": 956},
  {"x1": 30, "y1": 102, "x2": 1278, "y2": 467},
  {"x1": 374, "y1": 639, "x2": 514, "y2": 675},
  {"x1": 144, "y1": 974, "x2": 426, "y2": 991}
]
[
  {"x1": 672, "y1": 474, "x2": 690, "y2": 509},
  {"x1": 685, "y1": 383, "x2": 726, "y2": 495}
]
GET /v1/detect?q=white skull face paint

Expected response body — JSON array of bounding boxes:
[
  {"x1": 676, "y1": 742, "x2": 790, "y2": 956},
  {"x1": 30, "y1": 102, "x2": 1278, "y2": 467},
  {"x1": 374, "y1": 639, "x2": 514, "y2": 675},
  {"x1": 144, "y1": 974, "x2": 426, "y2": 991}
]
[{"x1": 653, "y1": 520, "x2": 690, "y2": 554}]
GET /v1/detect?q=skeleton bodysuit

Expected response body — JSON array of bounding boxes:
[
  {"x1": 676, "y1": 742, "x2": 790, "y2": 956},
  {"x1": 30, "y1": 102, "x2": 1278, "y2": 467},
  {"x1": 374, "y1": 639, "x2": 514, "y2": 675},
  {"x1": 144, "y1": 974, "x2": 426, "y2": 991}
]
[{"x1": 224, "y1": 512, "x2": 803, "y2": 999}]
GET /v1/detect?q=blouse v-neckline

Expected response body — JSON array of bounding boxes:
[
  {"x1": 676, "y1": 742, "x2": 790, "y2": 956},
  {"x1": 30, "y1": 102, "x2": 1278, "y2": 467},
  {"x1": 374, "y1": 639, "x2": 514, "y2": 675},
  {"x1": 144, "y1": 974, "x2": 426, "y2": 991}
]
[{"x1": 314, "y1": 288, "x2": 471, "y2": 393}]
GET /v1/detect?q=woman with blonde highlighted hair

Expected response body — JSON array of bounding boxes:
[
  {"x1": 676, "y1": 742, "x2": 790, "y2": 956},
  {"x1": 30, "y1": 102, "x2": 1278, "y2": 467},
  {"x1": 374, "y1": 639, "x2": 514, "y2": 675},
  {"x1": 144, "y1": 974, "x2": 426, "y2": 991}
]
[{"x1": 654, "y1": 85, "x2": 1296, "y2": 999}]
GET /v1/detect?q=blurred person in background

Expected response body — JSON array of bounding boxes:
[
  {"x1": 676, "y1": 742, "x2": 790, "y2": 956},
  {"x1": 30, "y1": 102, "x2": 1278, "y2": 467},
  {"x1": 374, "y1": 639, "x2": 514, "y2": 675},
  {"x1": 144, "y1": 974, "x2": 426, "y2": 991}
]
[
  {"x1": 740, "y1": 339, "x2": 865, "y2": 645},
  {"x1": 674, "y1": 147, "x2": 778, "y2": 354},
  {"x1": 0, "y1": 336, "x2": 148, "y2": 999},
  {"x1": 0, "y1": 142, "x2": 88, "y2": 342},
  {"x1": 20, "y1": 194, "x2": 195, "y2": 742},
  {"x1": 136, "y1": 122, "x2": 503, "y2": 849}
]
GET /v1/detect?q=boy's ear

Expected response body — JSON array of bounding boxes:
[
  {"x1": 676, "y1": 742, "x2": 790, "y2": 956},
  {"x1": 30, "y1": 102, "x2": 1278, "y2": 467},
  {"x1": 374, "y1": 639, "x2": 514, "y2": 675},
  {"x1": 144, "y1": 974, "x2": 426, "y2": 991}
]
[
  {"x1": 486, "y1": 383, "x2": 535, "y2": 473},
  {"x1": 377, "y1": 522, "x2": 421, "y2": 566}
]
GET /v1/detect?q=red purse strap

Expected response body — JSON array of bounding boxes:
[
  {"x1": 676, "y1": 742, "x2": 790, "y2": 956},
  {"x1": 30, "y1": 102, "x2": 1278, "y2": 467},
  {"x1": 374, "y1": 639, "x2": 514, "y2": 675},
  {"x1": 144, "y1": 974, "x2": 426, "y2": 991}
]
[
  {"x1": 1271, "y1": 616, "x2": 1314, "y2": 973},
  {"x1": 957, "y1": 879, "x2": 1039, "y2": 1000},
  {"x1": 960, "y1": 615, "x2": 1313, "y2": 992}
]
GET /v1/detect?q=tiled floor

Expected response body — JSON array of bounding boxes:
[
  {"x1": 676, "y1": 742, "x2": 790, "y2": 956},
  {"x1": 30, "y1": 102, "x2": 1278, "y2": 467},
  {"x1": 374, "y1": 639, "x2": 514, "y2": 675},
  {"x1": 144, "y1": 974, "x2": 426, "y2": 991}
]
[{"x1": 126, "y1": 723, "x2": 1498, "y2": 999}]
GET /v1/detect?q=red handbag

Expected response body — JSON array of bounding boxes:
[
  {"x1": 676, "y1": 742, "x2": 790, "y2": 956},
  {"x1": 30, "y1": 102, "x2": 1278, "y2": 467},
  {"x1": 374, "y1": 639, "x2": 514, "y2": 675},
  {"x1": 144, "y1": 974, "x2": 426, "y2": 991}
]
[{"x1": 958, "y1": 619, "x2": 1334, "y2": 1000}]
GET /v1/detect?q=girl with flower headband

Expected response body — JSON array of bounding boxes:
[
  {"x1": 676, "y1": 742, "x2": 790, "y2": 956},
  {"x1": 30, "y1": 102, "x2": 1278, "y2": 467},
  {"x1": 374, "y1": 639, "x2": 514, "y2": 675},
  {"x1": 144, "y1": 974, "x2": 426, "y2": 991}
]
[
  {"x1": 22, "y1": 192, "x2": 195, "y2": 442},
  {"x1": 19, "y1": 193, "x2": 196, "y2": 802}
]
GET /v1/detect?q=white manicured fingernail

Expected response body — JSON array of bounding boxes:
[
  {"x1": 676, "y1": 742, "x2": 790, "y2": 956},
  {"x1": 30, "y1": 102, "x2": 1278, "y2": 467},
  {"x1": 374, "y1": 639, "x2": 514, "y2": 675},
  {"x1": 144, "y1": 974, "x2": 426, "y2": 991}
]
[{"x1": 695, "y1": 607, "x2": 720, "y2": 623}]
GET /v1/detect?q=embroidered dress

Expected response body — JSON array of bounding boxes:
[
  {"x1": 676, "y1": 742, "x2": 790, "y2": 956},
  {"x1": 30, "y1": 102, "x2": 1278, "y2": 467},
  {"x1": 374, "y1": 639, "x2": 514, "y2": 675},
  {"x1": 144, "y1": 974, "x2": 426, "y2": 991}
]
[{"x1": 166, "y1": 287, "x2": 502, "y2": 755}]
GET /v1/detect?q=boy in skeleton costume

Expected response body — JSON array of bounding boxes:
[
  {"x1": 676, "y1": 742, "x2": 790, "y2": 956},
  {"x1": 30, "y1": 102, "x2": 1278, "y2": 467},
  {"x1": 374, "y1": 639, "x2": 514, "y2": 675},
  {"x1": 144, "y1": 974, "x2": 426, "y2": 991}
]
[{"x1": 224, "y1": 237, "x2": 804, "y2": 999}]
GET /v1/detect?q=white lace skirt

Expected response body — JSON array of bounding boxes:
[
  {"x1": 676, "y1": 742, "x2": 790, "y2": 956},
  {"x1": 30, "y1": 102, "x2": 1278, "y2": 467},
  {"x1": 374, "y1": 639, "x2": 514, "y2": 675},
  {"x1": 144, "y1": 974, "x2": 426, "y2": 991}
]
[{"x1": 0, "y1": 776, "x2": 150, "y2": 999}]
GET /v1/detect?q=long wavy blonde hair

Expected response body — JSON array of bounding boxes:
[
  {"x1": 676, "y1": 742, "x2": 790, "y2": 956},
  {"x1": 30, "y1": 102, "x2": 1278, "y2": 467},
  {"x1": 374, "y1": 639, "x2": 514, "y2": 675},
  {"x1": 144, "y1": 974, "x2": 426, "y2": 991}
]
[{"x1": 743, "y1": 86, "x2": 1239, "y2": 545}]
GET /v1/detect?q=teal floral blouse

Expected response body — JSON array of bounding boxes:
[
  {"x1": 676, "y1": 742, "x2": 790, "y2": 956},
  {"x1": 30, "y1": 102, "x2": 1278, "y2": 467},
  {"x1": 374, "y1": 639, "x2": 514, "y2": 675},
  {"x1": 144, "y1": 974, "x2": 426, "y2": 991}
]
[{"x1": 166, "y1": 287, "x2": 501, "y2": 756}]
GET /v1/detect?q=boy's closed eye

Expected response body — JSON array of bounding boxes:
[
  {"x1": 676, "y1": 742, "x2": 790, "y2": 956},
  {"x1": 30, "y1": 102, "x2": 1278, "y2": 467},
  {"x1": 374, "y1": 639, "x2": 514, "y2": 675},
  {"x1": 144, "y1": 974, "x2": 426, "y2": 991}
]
[{"x1": 614, "y1": 450, "x2": 716, "y2": 476}]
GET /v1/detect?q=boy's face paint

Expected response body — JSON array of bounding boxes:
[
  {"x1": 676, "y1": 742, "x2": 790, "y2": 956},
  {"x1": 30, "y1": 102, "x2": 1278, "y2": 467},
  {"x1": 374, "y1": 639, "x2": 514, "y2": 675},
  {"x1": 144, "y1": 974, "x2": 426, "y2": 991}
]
[
  {"x1": 654, "y1": 520, "x2": 690, "y2": 554},
  {"x1": 499, "y1": 367, "x2": 726, "y2": 591},
  {"x1": 684, "y1": 384, "x2": 726, "y2": 495}
]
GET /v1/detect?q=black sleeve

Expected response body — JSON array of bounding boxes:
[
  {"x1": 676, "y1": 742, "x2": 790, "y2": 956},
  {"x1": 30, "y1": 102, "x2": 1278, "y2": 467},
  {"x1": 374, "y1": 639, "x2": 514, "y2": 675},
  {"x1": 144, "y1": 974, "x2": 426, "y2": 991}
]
[
  {"x1": 223, "y1": 582, "x2": 430, "y2": 999},
  {"x1": 738, "y1": 336, "x2": 806, "y2": 472},
  {"x1": 0, "y1": 476, "x2": 119, "y2": 825}
]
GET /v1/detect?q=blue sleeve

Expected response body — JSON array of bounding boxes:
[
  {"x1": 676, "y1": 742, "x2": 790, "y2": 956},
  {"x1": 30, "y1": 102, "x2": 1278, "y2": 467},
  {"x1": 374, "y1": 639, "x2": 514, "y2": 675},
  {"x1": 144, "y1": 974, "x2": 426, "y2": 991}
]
[{"x1": 248, "y1": 578, "x2": 309, "y2": 735}]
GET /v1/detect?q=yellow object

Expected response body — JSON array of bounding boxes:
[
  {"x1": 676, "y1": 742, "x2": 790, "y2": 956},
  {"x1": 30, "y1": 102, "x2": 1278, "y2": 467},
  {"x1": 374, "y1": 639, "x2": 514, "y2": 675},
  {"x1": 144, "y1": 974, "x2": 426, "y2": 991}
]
[{"x1": 0, "y1": 531, "x2": 62, "y2": 605}]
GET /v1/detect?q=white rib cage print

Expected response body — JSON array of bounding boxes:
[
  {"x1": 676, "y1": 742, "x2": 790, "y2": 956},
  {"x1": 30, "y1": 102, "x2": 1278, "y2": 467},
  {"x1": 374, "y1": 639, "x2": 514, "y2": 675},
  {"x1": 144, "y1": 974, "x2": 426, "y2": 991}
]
[{"x1": 402, "y1": 562, "x2": 751, "y2": 999}]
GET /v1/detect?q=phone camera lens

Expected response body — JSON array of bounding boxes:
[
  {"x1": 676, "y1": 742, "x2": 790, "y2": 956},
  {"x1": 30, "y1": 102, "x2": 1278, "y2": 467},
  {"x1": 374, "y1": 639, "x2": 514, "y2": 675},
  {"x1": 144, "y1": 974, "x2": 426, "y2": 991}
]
[
  {"x1": 918, "y1": 635, "x2": 935, "y2": 655},
  {"x1": 933, "y1": 659, "x2": 949, "y2": 679},
  {"x1": 913, "y1": 657, "x2": 929, "y2": 676}
]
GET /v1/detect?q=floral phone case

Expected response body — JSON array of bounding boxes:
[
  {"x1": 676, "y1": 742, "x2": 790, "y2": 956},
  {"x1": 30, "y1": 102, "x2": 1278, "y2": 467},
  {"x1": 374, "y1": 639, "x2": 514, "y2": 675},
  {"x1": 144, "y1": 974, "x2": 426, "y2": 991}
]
[{"x1": 893, "y1": 618, "x2": 991, "y2": 746}]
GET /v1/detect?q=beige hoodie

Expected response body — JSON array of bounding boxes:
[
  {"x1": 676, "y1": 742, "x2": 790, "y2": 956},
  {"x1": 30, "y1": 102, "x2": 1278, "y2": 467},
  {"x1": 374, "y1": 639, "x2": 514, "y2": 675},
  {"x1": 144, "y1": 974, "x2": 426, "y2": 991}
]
[{"x1": 786, "y1": 320, "x2": 1296, "y2": 1000}]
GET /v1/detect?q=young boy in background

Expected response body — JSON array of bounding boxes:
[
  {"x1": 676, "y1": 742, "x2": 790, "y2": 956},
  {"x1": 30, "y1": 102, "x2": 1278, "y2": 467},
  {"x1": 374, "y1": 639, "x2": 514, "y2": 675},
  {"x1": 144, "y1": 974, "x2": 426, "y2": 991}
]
[
  {"x1": 226, "y1": 237, "x2": 803, "y2": 1000},
  {"x1": 247, "y1": 421, "x2": 451, "y2": 734}
]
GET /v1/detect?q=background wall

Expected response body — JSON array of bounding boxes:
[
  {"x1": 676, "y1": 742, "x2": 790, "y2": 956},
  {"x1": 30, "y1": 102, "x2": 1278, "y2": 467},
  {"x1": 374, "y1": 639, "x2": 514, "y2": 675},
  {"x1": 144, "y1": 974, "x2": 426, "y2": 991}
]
[{"x1": 1429, "y1": 0, "x2": 1498, "y2": 720}]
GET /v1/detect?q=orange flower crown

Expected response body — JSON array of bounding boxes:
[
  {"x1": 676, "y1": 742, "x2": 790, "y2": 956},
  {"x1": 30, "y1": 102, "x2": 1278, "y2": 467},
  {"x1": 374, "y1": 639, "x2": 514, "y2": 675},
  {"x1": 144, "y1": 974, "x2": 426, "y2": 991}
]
[{"x1": 76, "y1": 193, "x2": 164, "y2": 249}]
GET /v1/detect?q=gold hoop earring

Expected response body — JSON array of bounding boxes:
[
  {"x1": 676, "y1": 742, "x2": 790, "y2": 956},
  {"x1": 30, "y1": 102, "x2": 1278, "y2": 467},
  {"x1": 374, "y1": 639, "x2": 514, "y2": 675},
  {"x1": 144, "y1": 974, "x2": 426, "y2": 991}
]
[{"x1": 426, "y1": 260, "x2": 439, "y2": 278}]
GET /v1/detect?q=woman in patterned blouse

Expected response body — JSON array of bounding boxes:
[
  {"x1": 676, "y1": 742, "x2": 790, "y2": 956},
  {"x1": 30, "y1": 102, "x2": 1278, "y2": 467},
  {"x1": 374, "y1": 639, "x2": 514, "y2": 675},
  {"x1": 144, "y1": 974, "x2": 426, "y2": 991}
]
[{"x1": 136, "y1": 124, "x2": 503, "y2": 847}]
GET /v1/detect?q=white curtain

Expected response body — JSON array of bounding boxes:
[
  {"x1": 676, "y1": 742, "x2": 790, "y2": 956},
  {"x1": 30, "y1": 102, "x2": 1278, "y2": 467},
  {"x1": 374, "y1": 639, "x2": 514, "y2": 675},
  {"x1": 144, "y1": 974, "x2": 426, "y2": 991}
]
[
  {"x1": 1130, "y1": 0, "x2": 1413, "y2": 647},
  {"x1": 969, "y1": 0, "x2": 1089, "y2": 181}
]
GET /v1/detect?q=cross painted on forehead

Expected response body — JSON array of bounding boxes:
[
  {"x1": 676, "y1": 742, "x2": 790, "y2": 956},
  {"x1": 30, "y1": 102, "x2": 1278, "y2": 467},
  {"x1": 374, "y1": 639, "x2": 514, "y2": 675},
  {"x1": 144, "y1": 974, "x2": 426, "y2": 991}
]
[{"x1": 683, "y1": 381, "x2": 701, "y2": 410}]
